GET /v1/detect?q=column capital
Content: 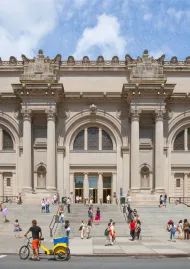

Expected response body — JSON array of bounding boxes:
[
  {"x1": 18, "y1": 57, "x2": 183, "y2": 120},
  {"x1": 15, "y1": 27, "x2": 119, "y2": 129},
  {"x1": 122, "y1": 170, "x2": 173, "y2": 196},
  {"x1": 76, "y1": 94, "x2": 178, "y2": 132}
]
[
  {"x1": 130, "y1": 108, "x2": 141, "y2": 121},
  {"x1": 21, "y1": 108, "x2": 33, "y2": 122},
  {"x1": 155, "y1": 109, "x2": 165, "y2": 122},
  {"x1": 46, "y1": 108, "x2": 57, "y2": 121},
  {"x1": 98, "y1": 172, "x2": 103, "y2": 175},
  {"x1": 83, "y1": 172, "x2": 89, "y2": 176}
]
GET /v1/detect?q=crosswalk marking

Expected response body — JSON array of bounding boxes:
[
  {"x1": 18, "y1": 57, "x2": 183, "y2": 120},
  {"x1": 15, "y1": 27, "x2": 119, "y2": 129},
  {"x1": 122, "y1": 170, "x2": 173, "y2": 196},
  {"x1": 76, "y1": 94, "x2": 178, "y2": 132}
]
[{"x1": 0, "y1": 255, "x2": 7, "y2": 259}]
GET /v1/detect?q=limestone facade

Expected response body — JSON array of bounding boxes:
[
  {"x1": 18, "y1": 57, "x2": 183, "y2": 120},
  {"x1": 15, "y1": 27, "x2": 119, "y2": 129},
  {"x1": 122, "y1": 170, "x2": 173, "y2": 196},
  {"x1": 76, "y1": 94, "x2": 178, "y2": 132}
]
[{"x1": 0, "y1": 49, "x2": 190, "y2": 202}]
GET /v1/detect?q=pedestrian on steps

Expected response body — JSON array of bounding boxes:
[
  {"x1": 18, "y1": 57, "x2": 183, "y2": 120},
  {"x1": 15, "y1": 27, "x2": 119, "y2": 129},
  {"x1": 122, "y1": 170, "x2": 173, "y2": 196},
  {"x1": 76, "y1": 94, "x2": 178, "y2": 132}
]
[
  {"x1": 80, "y1": 220, "x2": 86, "y2": 239},
  {"x1": 67, "y1": 198, "x2": 71, "y2": 213},
  {"x1": 41, "y1": 199, "x2": 45, "y2": 213},
  {"x1": 95, "y1": 207, "x2": 101, "y2": 225},
  {"x1": 129, "y1": 219, "x2": 135, "y2": 241},
  {"x1": 105, "y1": 223, "x2": 113, "y2": 246},
  {"x1": 87, "y1": 218, "x2": 92, "y2": 239},
  {"x1": 183, "y1": 219, "x2": 189, "y2": 240}
]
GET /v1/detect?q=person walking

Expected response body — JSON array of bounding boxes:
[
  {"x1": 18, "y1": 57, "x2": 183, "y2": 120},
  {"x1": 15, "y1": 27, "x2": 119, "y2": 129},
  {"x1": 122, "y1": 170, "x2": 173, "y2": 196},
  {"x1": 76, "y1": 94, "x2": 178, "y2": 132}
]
[
  {"x1": 95, "y1": 207, "x2": 101, "y2": 225},
  {"x1": 67, "y1": 198, "x2": 71, "y2": 213},
  {"x1": 183, "y1": 219, "x2": 189, "y2": 240},
  {"x1": 106, "y1": 195, "x2": 111, "y2": 204},
  {"x1": 177, "y1": 220, "x2": 183, "y2": 240},
  {"x1": 41, "y1": 199, "x2": 45, "y2": 213},
  {"x1": 135, "y1": 220, "x2": 141, "y2": 240},
  {"x1": 65, "y1": 221, "x2": 70, "y2": 238},
  {"x1": 159, "y1": 195, "x2": 163, "y2": 207},
  {"x1": 163, "y1": 194, "x2": 167, "y2": 208},
  {"x1": 45, "y1": 198, "x2": 50, "y2": 213},
  {"x1": 24, "y1": 220, "x2": 42, "y2": 261},
  {"x1": 129, "y1": 219, "x2": 135, "y2": 241},
  {"x1": 2, "y1": 205, "x2": 9, "y2": 223},
  {"x1": 87, "y1": 218, "x2": 92, "y2": 239},
  {"x1": 58, "y1": 207, "x2": 64, "y2": 223},
  {"x1": 170, "y1": 222, "x2": 176, "y2": 242},
  {"x1": 80, "y1": 220, "x2": 86, "y2": 239},
  {"x1": 105, "y1": 223, "x2": 113, "y2": 246},
  {"x1": 112, "y1": 222, "x2": 116, "y2": 244}
]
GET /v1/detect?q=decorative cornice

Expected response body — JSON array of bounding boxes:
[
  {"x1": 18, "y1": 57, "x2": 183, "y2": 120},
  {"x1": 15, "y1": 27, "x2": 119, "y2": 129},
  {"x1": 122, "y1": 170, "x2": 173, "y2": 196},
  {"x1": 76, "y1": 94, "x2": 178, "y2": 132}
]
[{"x1": 1, "y1": 50, "x2": 190, "y2": 72}]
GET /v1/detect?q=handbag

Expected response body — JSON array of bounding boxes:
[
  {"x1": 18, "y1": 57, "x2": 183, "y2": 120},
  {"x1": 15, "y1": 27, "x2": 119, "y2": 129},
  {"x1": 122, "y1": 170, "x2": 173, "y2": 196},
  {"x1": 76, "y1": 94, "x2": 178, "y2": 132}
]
[{"x1": 79, "y1": 226, "x2": 82, "y2": 231}]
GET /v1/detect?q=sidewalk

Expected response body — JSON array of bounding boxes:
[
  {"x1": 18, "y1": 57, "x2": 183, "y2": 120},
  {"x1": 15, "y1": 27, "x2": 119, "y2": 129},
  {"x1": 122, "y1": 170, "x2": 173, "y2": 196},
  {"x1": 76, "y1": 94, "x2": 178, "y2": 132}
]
[{"x1": 1, "y1": 235, "x2": 190, "y2": 257}]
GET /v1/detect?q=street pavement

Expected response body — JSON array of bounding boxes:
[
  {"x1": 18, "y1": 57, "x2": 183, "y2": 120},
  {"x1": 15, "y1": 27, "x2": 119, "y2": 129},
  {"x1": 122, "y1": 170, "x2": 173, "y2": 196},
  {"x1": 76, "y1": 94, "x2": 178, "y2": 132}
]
[{"x1": 1, "y1": 256, "x2": 190, "y2": 269}]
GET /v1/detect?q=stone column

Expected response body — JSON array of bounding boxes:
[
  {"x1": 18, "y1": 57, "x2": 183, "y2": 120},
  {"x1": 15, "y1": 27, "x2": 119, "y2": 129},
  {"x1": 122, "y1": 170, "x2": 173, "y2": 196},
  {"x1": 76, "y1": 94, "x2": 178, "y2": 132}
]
[
  {"x1": 112, "y1": 172, "x2": 117, "y2": 204},
  {"x1": 0, "y1": 128, "x2": 3, "y2": 150},
  {"x1": 83, "y1": 173, "x2": 89, "y2": 199},
  {"x1": 130, "y1": 109, "x2": 141, "y2": 191},
  {"x1": 84, "y1": 128, "x2": 88, "y2": 150},
  {"x1": 184, "y1": 173, "x2": 188, "y2": 197},
  {"x1": 98, "y1": 173, "x2": 103, "y2": 203},
  {"x1": 99, "y1": 128, "x2": 102, "y2": 150},
  {"x1": 22, "y1": 109, "x2": 32, "y2": 192},
  {"x1": 155, "y1": 110, "x2": 165, "y2": 192},
  {"x1": 46, "y1": 109, "x2": 56, "y2": 190},
  {"x1": 184, "y1": 128, "x2": 188, "y2": 151},
  {"x1": 0, "y1": 172, "x2": 3, "y2": 197}
]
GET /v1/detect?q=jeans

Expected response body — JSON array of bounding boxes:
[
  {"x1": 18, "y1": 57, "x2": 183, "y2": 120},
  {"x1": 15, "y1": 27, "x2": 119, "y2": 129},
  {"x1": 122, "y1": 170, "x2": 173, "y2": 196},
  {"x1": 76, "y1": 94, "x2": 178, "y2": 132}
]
[
  {"x1": 59, "y1": 216, "x2": 63, "y2": 223},
  {"x1": 46, "y1": 205, "x2": 50, "y2": 213},
  {"x1": 66, "y1": 230, "x2": 70, "y2": 237},
  {"x1": 170, "y1": 232, "x2": 176, "y2": 241}
]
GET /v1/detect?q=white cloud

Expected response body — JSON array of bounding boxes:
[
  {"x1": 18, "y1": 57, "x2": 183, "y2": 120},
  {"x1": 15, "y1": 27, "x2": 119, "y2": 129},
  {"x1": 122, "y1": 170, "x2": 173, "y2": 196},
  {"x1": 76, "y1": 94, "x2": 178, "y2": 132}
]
[
  {"x1": 0, "y1": 0, "x2": 64, "y2": 59},
  {"x1": 150, "y1": 46, "x2": 174, "y2": 59},
  {"x1": 73, "y1": 14, "x2": 127, "y2": 59},
  {"x1": 143, "y1": 13, "x2": 152, "y2": 21},
  {"x1": 167, "y1": 8, "x2": 184, "y2": 21}
]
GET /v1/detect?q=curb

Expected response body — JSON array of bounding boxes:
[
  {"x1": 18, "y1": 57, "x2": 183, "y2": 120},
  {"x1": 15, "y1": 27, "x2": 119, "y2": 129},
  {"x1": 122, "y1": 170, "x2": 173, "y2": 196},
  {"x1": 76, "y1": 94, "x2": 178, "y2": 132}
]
[{"x1": 1, "y1": 253, "x2": 190, "y2": 258}]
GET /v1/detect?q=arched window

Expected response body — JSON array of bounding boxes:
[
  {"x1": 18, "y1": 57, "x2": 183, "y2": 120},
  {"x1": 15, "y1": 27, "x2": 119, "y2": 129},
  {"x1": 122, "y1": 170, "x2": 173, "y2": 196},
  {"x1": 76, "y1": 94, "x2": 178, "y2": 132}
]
[
  {"x1": 88, "y1": 127, "x2": 99, "y2": 150},
  {"x1": 102, "y1": 130, "x2": 113, "y2": 150},
  {"x1": 73, "y1": 127, "x2": 113, "y2": 151},
  {"x1": 37, "y1": 165, "x2": 46, "y2": 189},
  {"x1": 141, "y1": 166, "x2": 150, "y2": 188},
  {"x1": 3, "y1": 130, "x2": 13, "y2": 150},
  {"x1": 73, "y1": 130, "x2": 84, "y2": 150},
  {"x1": 174, "y1": 130, "x2": 184, "y2": 150}
]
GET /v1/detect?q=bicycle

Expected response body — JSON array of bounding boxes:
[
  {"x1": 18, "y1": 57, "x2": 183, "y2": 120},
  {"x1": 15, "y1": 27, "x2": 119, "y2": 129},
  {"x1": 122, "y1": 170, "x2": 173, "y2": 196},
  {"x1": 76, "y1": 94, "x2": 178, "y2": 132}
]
[{"x1": 19, "y1": 237, "x2": 70, "y2": 261}]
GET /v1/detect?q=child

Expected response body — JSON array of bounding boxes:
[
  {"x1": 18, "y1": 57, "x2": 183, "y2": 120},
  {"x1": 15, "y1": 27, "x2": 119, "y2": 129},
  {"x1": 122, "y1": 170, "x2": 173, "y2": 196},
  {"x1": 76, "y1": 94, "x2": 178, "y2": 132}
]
[
  {"x1": 13, "y1": 219, "x2": 22, "y2": 238},
  {"x1": 65, "y1": 221, "x2": 70, "y2": 238}
]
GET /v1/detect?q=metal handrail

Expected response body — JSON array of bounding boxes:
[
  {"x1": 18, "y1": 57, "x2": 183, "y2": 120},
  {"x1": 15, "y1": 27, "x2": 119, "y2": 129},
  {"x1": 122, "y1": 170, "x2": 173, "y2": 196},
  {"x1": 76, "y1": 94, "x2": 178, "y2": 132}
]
[
  {"x1": 169, "y1": 197, "x2": 190, "y2": 207},
  {"x1": 0, "y1": 196, "x2": 18, "y2": 203},
  {"x1": 49, "y1": 203, "x2": 66, "y2": 237}
]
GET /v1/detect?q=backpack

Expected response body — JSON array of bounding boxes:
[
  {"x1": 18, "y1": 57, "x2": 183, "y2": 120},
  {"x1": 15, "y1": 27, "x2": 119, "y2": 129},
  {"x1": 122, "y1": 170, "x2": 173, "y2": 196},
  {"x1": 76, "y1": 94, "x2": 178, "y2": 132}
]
[
  {"x1": 104, "y1": 228, "x2": 109, "y2": 236},
  {"x1": 171, "y1": 226, "x2": 176, "y2": 234}
]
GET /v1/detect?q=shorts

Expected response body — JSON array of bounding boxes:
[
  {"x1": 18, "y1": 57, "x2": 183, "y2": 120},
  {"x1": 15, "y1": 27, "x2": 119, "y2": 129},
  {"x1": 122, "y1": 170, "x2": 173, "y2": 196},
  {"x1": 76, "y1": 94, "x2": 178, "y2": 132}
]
[
  {"x1": 42, "y1": 206, "x2": 45, "y2": 210},
  {"x1": 95, "y1": 215, "x2": 100, "y2": 221},
  {"x1": 32, "y1": 239, "x2": 40, "y2": 250}
]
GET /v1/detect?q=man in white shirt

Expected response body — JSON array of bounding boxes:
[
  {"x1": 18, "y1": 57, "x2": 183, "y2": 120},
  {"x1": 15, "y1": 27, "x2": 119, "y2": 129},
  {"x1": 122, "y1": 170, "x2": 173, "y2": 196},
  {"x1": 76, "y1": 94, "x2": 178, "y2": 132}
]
[{"x1": 107, "y1": 195, "x2": 111, "y2": 204}]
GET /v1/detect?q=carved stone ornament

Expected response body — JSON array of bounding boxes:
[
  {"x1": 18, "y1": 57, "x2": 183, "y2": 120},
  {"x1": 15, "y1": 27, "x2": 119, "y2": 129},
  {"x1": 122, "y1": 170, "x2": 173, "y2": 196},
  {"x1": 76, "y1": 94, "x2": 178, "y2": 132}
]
[
  {"x1": 21, "y1": 54, "x2": 30, "y2": 65},
  {"x1": 155, "y1": 54, "x2": 165, "y2": 65},
  {"x1": 67, "y1": 56, "x2": 75, "y2": 66},
  {"x1": 57, "y1": 107, "x2": 70, "y2": 119},
  {"x1": 164, "y1": 108, "x2": 173, "y2": 120},
  {"x1": 136, "y1": 56, "x2": 142, "y2": 63},
  {"x1": 89, "y1": 104, "x2": 97, "y2": 114},
  {"x1": 54, "y1": 54, "x2": 62, "y2": 65},
  {"x1": 82, "y1": 56, "x2": 90, "y2": 65},
  {"x1": 116, "y1": 108, "x2": 128, "y2": 119},
  {"x1": 21, "y1": 109, "x2": 33, "y2": 121},
  {"x1": 170, "y1": 56, "x2": 178, "y2": 65},
  {"x1": 14, "y1": 109, "x2": 22, "y2": 120},
  {"x1": 130, "y1": 50, "x2": 167, "y2": 83},
  {"x1": 97, "y1": 56, "x2": 104, "y2": 65},
  {"x1": 125, "y1": 54, "x2": 134, "y2": 65},
  {"x1": 185, "y1": 56, "x2": 190, "y2": 65},
  {"x1": 46, "y1": 108, "x2": 57, "y2": 121},
  {"x1": 9, "y1": 56, "x2": 17, "y2": 65},
  {"x1": 111, "y1": 56, "x2": 119, "y2": 65},
  {"x1": 20, "y1": 49, "x2": 57, "y2": 82},
  {"x1": 130, "y1": 108, "x2": 141, "y2": 121},
  {"x1": 155, "y1": 109, "x2": 165, "y2": 121}
]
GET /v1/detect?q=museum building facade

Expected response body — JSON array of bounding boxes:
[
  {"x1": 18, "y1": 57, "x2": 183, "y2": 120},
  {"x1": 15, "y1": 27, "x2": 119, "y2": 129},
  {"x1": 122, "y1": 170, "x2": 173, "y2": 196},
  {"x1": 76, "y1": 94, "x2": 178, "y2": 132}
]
[{"x1": 0, "y1": 49, "x2": 190, "y2": 202}]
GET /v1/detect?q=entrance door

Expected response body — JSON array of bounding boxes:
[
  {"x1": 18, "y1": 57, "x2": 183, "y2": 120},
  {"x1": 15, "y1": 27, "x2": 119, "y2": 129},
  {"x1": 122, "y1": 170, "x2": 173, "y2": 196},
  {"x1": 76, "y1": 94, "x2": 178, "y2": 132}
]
[
  {"x1": 75, "y1": 176, "x2": 84, "y2": 203},
  {"x1": 103, "y1": 176, "x2": 112, "y2": 203},
  {"x1": 103, "y1": 189, "x2": 111, "y2": 203},
  {"x1": 89, "y1": 176, "x2": 98, "y2": 203},
  {"x1": 89, "y1": 189, "x2": 97, "y2": 203}
]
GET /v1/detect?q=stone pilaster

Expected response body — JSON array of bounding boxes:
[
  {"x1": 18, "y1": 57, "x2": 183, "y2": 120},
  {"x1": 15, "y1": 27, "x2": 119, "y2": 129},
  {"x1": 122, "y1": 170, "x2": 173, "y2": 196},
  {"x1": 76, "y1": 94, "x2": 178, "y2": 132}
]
[
  {"x1": 98, "y1": 172, "x2": 103, "y2": 203},
  {"x1": 22, "y1": 109, "x2": 33, "y2": 192},
  {"x1": 83, "y1": 172, "x2": 89, "y2": 199},
  {"x1": 155, "y1": 109, "x2": 165, "y2": 192},
  {"x1": 0, "y1": 172, "x2": 3, "y2": 197},
  {"x1": 69, "y1": 173, "x2": 74, "y2": 202},
  {"x1": 112, "y1": 172, "x2": 117, "y2": 204},
  {"x1": 130, "y1": 109, "x2": 141, "y2": 192},
  {"x1": 184, "y1": 173, "x2": 188, "y2": 197},
  {"x1": 46, "y1": 109, "x2": 56, "y2": 191},
  {"x1": 0, "y1": 128, "x2": 3, "y2": 150}
]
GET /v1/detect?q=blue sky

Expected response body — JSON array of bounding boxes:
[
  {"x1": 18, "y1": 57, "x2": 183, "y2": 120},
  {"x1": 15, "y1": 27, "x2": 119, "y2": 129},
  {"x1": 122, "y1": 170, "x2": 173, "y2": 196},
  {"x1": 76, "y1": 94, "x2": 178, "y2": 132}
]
[{"x1": 0, "y1": 0, "x2": 190, "y2": 60}]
